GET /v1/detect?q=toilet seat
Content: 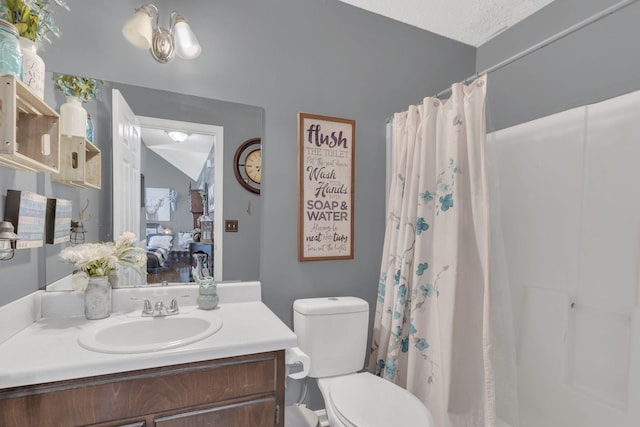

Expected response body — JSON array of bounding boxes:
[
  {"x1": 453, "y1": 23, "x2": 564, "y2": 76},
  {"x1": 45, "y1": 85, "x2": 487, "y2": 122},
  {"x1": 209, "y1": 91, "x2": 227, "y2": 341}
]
[{"x1": 319, "y1": 372, "x2": 434, "y2": 427}]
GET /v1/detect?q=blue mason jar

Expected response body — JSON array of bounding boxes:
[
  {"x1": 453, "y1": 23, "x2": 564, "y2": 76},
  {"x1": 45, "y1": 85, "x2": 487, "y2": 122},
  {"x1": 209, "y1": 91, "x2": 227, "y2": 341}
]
[
  {"x1": 0, "y1": 19, "x2": 23, "y2": 79},
  {"x1": 86, "y1": 113, "x2": 94, "y2": 143}
]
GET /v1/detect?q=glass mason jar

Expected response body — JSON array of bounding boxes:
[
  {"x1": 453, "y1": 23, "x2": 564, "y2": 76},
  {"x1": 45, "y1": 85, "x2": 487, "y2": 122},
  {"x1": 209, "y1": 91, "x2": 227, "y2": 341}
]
[
  {"x1": 86, "y1": 113, "x2": 94, "y2": 142},
  {"x1": 0, "y1": 19, "x2": 23, "y2": 79},
  {"x1": 18, "y1": 36, "x2": 45, "y2": 98}
]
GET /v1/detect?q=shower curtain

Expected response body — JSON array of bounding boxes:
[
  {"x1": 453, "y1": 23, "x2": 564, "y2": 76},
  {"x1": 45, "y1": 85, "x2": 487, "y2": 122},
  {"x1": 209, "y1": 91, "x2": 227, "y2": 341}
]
[{"x1": 369, "y1": 75, "x2": 495, "y2": 427}]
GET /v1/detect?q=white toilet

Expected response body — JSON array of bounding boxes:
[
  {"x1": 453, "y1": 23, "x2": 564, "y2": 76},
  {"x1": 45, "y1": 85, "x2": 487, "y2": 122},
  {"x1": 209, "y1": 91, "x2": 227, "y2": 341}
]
[{"x1": 293, "y1": 297, "x2": 434, "y2": 427}]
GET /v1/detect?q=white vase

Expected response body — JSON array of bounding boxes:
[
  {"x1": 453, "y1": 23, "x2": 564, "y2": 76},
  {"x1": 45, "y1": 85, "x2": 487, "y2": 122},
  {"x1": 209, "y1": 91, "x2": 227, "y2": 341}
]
[
  {"x1": 60, "y1": 95, "x2": 88, "y2": 137},
  {"x1": 84, "y1": 276, "x2": 112, "y2": 320},
  {"x1": 18, "y1": 37, "x2": 45, "y2": 98}
]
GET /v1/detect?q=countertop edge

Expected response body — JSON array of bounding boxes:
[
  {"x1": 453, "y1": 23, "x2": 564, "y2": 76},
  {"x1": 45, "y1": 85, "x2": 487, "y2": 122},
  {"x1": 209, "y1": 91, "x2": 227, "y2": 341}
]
[{"x1": 0, "y1": 300, "x2": 298, "y2": 389}]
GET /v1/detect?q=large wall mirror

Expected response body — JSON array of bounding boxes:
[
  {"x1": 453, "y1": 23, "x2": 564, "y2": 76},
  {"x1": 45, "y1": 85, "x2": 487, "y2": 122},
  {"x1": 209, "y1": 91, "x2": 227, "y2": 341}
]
[{"x1": 41, "y1": 74, "x2": 263, "y2": 291}]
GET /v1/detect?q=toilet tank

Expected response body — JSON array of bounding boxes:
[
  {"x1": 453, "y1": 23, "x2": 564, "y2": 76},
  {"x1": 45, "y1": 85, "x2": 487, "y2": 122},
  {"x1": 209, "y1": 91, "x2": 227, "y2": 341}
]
[{"x1": 293, "y1": 297, "x2": 369, "y2": 378}]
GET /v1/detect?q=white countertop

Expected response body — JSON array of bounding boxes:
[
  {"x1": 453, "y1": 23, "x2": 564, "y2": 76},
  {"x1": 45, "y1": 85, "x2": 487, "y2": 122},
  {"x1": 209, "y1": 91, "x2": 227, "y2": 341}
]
[{"x1": 0, "y1": 282, "x2": 298, "y2": 389}]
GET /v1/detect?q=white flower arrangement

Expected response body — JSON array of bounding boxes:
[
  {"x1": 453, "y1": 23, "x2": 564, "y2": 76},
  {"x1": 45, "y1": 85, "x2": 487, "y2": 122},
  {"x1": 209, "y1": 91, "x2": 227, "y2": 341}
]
[{"x1": 60, "y1": 232, "x2": 146, "y2": 291}]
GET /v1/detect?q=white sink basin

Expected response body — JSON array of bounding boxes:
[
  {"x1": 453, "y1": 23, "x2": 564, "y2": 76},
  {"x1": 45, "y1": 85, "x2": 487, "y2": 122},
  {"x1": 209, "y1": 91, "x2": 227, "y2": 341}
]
[{"x1": 78, "y1": 313, "x2": 223, "y2": 354}]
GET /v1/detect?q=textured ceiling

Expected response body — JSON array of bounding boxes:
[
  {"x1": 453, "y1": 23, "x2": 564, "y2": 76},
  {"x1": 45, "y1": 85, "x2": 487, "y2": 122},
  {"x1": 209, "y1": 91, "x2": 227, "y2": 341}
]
[{"x1": 338, "y1": 0, "x2": 556, "y2": 46}]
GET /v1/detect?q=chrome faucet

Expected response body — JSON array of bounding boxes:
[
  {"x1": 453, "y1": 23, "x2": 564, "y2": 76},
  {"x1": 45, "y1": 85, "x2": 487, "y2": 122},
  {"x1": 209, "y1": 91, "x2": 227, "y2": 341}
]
[
  {"x1": 138, "y1": 297, "x2": 180, "y2": 317},
  {"x1": 131, "y1": 295, "x2": 190, "y2": 317}
]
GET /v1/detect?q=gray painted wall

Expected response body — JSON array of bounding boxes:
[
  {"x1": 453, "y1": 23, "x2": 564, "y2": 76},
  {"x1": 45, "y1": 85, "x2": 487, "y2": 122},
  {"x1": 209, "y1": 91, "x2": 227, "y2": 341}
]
[
  {"x1": 2, "y1": 0, "x2": 475, "y2": 325},
  {"x1": 1, "y1": 0, "x2": 474, "y2": 410},
  {"x1": 143, "y1": 147, "x2": 198, "y2": 248},
  {"x1": 478, "y1": 0, "x2": 640, "y2": 133}
]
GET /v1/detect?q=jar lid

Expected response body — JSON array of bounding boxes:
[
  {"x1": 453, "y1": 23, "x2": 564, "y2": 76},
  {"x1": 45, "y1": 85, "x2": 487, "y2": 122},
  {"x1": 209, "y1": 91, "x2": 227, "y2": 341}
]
[{"x1": 0, "y1": 19, "x2": 19, "y2": 37}]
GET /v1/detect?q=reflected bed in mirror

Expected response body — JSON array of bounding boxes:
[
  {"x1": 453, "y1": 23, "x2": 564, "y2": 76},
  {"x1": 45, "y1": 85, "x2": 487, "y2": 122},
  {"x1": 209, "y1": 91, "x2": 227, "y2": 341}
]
[{"x1": 43, "y1": 73, "x2": 264, "y2": 291}]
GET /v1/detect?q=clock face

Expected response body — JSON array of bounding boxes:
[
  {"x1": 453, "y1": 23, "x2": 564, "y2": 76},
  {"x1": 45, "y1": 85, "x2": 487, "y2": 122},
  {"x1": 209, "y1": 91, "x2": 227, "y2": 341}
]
[
  {"x1": 244, "y1": 149, "x2": 262, "y2": 184},
  {"x1": 233, "y1": 138, "x2": 261, "y2": 194}
]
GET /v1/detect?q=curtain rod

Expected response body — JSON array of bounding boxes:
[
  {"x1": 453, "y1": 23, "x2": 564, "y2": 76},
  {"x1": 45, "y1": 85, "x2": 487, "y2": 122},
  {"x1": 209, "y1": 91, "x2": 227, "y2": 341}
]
[{"x1": 431, "y1": 0, "x2": 639, "y2": 99}]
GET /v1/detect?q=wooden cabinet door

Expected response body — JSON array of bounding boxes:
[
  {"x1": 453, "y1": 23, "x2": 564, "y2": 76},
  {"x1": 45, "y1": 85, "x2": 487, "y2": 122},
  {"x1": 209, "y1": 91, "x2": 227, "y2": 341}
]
[
  {"x1": 0, "y1": 351, "x2": 284, "y2": 427},
  {"x1": 154, "y1": 397, "x2": 277, "y2": 427}
]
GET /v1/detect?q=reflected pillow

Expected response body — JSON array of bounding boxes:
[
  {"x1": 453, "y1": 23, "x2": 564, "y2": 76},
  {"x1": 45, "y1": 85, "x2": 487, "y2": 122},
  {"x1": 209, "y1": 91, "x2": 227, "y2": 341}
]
[
  {"x1": 178, "y1": 232, "x2": 193, "y2": 249},
  {"x1": 148, "y1": 235, "x2": 172, "y2": 250}
]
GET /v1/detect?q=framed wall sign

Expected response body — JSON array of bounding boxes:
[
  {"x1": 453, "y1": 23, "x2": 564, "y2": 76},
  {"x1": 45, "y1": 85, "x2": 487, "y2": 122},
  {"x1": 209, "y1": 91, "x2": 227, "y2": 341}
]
[
  {"x1": 45, "y1": 198, "x2": 72, "y2": 245},
  {"x1": 298, "y1": 112, "x2": 355, "y2": 261},
  {"x1": 4, "y1": 190, "x2": 47, "y2": 249}
]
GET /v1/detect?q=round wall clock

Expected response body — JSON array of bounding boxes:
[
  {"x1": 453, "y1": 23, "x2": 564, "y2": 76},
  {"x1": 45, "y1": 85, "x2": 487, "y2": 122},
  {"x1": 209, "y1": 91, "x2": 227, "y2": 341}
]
[{"x1": 233, "y1": 138, "x2": 261, "y2": 194}]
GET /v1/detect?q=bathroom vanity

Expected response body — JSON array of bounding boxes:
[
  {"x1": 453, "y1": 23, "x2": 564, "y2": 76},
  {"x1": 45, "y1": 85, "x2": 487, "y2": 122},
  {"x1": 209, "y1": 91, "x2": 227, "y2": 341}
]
[
  {"x1": 0, "y1": 282, "x2": 297, "y2": 427},
  {"x1": 1, "y1": 351, "x2": 283, "y2": 426}
]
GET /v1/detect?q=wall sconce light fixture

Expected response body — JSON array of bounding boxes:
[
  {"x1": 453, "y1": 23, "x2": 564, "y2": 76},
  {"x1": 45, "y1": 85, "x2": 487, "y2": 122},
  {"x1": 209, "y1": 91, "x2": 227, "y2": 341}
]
[
  {"x1": 0, "y1": 221, "x2": 19, "y2": 261},
  {"x1": 70, "y1": 220, "x2": 86, "y2": 245},
  {"x1": 122, "y1": 3, "x2": 201, "y2": 63}
]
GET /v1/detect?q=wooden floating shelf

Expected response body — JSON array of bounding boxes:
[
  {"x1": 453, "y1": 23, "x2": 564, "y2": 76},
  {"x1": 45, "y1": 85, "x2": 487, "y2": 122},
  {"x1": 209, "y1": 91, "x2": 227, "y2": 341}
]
[
  {"x1": 53, "y1": 135, "x2": 101, "y2": 189},
  {"x1": 0, "y1": 74, "x2": 60, "y2": 173}
]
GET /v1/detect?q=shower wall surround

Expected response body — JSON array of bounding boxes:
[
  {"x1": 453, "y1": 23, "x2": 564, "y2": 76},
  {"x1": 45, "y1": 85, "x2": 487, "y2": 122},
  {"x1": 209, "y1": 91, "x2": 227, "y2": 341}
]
[{"x1": 487, "y1": 88, "x2": 640, "y2": 427}]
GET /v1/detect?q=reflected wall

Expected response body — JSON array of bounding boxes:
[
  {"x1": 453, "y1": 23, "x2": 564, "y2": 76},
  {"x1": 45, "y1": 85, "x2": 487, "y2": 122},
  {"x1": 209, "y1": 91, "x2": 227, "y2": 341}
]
[{"x1": 9, "y1": 73, "x2": 264, "y2": 291}]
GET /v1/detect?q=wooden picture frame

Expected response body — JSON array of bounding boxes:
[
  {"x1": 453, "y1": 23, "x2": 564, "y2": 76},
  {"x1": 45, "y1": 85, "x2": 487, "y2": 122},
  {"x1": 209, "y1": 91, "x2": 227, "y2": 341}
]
[
  {"x1": 45, "y1": 198, "x2": 72, "y2": 245},
  {"x1": 298, "y1": 112, "x2": 355, "y2": 261},
  {"x1": 4, "y1": 190, "x2": 47, "y2": 249}
]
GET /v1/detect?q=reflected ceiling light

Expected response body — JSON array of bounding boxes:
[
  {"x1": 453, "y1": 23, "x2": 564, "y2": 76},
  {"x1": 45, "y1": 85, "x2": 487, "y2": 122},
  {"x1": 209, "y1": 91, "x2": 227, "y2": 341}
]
[
  {"x1": 122, "y1": 4, "x2": 201, "y2": 63},
  {"x1": 168, "y1": 130, "x2": 188, "y2": 142}
]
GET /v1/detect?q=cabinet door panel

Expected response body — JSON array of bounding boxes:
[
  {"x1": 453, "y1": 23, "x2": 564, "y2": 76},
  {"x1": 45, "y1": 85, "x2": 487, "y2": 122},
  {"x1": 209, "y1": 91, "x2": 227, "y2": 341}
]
[
  {"x1": 0, "y1": 351, "x2": 284, "y2": 427},
  {"x1": 154, "y1": 397, "x2": 275, "y2": 427}
]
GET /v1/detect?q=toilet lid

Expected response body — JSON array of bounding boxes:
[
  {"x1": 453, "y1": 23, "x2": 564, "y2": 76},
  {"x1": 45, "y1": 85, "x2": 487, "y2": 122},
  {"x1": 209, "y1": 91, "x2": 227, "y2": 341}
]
[{"x1": 327, "y1": 373, "x2": 434, "y2": 427}]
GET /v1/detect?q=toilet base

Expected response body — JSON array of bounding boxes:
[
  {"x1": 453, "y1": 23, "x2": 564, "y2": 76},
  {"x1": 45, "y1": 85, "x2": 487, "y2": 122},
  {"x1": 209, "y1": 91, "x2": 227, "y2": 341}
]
[{"x1": 285, "y1": 403, "x2": 319, "y2": 427}]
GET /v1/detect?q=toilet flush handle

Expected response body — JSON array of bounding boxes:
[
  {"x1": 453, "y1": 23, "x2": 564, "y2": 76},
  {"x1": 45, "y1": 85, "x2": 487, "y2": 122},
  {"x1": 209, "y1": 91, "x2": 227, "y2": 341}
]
[{"x1": 287, "y1": 361, "x2": 305, "y2": 375}]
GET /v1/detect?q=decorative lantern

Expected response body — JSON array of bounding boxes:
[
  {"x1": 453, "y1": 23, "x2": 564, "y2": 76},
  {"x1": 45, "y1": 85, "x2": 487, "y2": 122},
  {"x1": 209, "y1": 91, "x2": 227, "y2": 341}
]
[
  {"x1": 0, "y1": 221, "x2": 19, "y2": 261},
  {"x1": 199, "y1": 215, "x2": 213, "y2": 243},
  {"x1": 70, "y1": 220, "x2": 86, "y2": 244}
]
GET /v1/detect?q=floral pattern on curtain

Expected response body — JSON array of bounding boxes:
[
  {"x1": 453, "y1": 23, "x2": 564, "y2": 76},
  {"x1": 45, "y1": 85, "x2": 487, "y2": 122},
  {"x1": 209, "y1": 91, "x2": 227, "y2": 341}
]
[{"x1": 369, "y1": 75, "x2": 495, "y2": 427}]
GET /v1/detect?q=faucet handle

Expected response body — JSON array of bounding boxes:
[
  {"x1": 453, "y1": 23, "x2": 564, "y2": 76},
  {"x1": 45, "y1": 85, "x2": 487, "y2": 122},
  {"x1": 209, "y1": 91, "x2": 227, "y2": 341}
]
[
  {"x1": 168, "y1": 294, "x2": 192, "y2": 315},
  {"x1": 168, "y1": 298, "x2": 179, "y2": 314},
  {"x1": 131, "y1": 297, "x2": 154, "y2": 315}
]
